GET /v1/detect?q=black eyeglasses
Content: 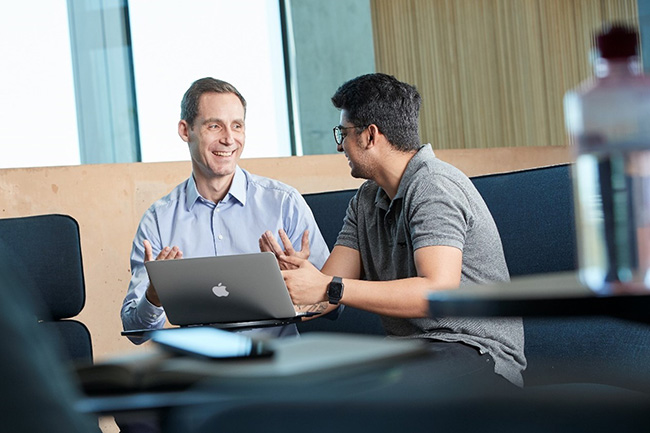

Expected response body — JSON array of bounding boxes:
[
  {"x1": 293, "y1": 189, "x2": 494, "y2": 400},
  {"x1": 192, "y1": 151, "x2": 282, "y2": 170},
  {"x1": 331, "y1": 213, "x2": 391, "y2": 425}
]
[{"x1": 333, "y1": 125, "x2": 366, "y2": 146}]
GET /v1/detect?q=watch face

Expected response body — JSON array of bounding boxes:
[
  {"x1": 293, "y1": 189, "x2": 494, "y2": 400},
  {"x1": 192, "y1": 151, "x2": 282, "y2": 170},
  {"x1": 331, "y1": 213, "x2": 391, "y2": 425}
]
[
  {"x1": 328, "y1": 282, "x2": 343, "y2": 298},
  {"x1": 328, "y1": 277, "x2": 343, "y2": 304}
]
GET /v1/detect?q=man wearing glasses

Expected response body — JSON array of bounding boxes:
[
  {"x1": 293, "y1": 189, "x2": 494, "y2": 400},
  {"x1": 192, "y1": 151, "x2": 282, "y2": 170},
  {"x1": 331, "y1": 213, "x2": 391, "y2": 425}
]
[{"x1": 262, "y1": 73, "x2": 526, "y2": 388}]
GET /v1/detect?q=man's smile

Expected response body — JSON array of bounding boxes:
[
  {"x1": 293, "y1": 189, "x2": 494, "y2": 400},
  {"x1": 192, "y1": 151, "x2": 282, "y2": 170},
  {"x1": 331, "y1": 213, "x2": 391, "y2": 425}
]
[{"x1": 212, "y1": 150, "x2": 236, "y2": 157}]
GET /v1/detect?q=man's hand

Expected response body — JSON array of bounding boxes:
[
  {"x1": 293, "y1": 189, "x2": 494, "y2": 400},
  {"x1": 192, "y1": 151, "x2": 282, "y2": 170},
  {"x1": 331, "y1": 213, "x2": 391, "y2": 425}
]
[
  {"x1": 259, "y1": 229, "x2": 310, "y2": 270},
  {"x1": 144, "y1": 239, "x2": 183, "y2": 262},
  {"x1": 280, "y1": 255, "x2": 331, "y2": 306},
  {"x1": 143, "y1": 239, "x2": 183, "y2": 307}
]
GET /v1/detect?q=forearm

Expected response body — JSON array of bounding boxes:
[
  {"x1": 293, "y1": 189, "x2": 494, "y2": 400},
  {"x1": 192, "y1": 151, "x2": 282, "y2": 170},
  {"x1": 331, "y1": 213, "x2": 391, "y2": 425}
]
[
  {"x1": 283, "y1": 245, "x2": 461, "y2": 319},
  {"x1": 122, "y1": 259, "x2": 166, "y2": 334},
  {"x1": 121, "y1": 286, "x2": 166, "y2": 331},
  {"x1": 339, "y1": 276, "x2": 438, "y2": 318},
  {"x1": 335, "y1": 244, "x2": 462, "y2": 317}
]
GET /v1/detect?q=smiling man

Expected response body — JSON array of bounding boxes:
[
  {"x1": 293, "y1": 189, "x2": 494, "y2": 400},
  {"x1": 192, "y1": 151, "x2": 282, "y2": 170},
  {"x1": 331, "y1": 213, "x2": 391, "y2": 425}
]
[{"x1": 121, "y1": 77, "x2": 329, "y2": 341}]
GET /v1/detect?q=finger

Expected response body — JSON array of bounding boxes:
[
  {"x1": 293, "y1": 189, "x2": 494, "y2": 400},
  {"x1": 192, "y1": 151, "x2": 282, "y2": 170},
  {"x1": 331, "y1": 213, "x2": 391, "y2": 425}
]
[
  {"x1": 167, "y1": 246, "x2": 182, "y2": 259},
  {"x1": 280, "y1": 254, "x2": 304, "y2": 267},
  {"x1": 143, "y1": 239, "x2": 154, "y2": 262},
  {"x1": 262, "y1": 232, "x2": 279, "y2": 254},
  {"x1": 156, "y1": 246, "x2": 178, "y2": 260},
  {"x1": 264, "y1": 231, "x2": 285, "y2": 257},
  {"x1": 259, "y1": 236, "x2": 270, "y2": 252},
  {"x1": 278, "y1": 229, "x2": 295, "y2": 255},
  {"x1": 300, "y1": 230, "x2": 311, "y2": 256},
  {"x1": 156, "y1": 246, "x2": 171, "y2": 260}
]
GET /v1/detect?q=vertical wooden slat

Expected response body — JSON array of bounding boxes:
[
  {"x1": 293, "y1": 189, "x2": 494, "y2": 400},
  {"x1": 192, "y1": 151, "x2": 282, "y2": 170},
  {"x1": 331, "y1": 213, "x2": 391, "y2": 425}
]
[{"x1": 370, "y1": 0, "x2": 639, "y2": 150}]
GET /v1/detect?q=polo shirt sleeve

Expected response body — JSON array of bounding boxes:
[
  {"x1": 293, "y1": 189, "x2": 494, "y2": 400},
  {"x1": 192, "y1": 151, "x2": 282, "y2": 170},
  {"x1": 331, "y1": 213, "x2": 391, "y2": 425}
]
[
  {"x1": 334, "y1": 190, "x2": 361, "y2": 251},
  {"x1": 408, "y1": 174, "x2": 473, "y2": 252}
]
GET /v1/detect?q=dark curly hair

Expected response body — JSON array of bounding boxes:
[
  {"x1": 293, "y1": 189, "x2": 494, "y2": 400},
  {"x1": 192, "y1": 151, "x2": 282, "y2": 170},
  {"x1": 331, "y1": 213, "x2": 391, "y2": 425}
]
[{"x1": 331, "y1": 73, "x2": 421, "y2": 151}]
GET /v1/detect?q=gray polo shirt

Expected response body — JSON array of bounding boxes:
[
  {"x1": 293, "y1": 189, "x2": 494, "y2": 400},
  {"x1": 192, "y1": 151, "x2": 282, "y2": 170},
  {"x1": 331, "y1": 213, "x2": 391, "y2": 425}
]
[{"x1": 335, "y1": 144, "x2": 526, "y2": 386}]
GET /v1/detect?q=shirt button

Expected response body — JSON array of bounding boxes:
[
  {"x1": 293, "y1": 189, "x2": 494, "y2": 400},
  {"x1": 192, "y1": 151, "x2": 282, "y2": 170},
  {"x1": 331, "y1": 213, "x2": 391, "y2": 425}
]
[
  {"x1": 218, "y1": 235, "x2": 224, "y2": 240},
  {"x1": 152, "y1": 314, "x2": 158, "y2": 319},
  {"x1": 216, "y1": 208, "x2": 220, "y2": 213}
]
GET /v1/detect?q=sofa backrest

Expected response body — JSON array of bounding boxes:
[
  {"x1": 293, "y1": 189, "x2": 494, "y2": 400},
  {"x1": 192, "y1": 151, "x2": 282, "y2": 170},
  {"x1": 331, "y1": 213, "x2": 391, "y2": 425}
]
[
  {"x1": 303, "y1": 189, "x2": 357, "y2": 251},
  {"x1": 303, "y1": 163, "x2": 578, "y2": 283},
  {"x1": 471, "y1": 164, "x2": 578, "y2": 276}
]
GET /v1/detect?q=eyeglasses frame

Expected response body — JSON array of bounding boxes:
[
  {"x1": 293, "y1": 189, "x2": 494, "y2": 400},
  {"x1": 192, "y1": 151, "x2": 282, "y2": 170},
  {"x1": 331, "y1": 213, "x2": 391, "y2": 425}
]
[{"x1": 333, "y1": 124, "x2": 368, "y2": 146}]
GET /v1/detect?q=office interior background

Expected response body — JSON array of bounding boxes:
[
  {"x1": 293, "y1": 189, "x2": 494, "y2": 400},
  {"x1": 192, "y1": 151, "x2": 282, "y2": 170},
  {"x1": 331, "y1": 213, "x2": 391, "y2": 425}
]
[
  {"x1": 2, "y1": 2, "x2": 650, "y2": 432},
  {"x1": 1, "y1": 0, "x2": 648, "y2": 171}
]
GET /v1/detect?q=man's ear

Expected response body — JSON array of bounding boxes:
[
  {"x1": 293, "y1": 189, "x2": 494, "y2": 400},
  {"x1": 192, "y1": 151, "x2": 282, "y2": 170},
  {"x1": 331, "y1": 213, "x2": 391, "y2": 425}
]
[
  {"x1": 366, "y1": 124, "x2": 380, "y2": 148},
  {"x1": 178, "y1": 120, "x2": 191, "y2": 143}
]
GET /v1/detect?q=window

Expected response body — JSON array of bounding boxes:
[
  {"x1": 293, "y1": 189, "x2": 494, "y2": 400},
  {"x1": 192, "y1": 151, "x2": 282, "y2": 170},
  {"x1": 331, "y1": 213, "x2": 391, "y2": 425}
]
[
  {"x1": 0, "y1": 0, "x2": 291, "y2": 169},
  {"x1": 0, "y1": 2, "x2": 79, "y2": 169},
  {"x1": 128, "y1": 0, "x2": 292, "y2": 162}
]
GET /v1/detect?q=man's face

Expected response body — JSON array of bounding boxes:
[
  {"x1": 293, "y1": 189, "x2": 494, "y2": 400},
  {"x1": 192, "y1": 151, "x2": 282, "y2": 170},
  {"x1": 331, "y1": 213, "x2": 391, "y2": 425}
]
[
  {"x1": 181, "y1": 92, "x2": 246, "y2": 181},
  {"x1": 339, "y1": 110, "x2": 371, "y2": 180}
]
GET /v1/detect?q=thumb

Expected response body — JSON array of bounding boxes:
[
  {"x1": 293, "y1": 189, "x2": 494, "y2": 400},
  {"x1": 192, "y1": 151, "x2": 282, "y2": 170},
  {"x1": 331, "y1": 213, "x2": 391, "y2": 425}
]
[
  {"x1": 301, "y1": 230, "x2": 310, "y2": 254},
  {"x1": 143, "y1": 239, "x2": 154, "y2": 262}
]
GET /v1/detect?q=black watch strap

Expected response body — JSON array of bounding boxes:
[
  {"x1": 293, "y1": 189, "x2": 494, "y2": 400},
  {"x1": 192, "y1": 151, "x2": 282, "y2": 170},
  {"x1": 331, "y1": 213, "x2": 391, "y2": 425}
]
[{"x1": 327, "y1": 276, "x2": 344, "y2": 305}]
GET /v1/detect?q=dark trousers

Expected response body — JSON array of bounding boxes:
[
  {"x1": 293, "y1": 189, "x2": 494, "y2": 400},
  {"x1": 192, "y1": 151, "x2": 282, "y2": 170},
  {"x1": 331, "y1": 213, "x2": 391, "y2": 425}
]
[{"x1": 379, "y1": 340, "x2": 518, "y2": 399}]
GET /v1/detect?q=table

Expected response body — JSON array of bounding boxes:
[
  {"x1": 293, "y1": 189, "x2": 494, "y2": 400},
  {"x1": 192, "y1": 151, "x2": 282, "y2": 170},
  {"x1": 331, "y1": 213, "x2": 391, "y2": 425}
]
[
  {"x1": 428, "y1": 271, "x2": 650, "y2": 321},
  {"x1": 79, "y1": 276, "x2": 650, "y2": 432}
]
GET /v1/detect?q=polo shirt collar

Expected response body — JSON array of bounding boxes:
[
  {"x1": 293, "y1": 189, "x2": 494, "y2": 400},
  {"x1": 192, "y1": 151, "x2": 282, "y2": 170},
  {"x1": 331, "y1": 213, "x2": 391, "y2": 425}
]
[{"x1": 375, "y1": 144, "x2": 433, "y2": 210}]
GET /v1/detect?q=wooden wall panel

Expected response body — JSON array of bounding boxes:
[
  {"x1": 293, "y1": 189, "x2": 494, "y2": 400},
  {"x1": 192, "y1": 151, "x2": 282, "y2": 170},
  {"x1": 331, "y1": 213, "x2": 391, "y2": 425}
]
[{"x1": 370, "y1": 0, "x2": 639, "y2": 150}]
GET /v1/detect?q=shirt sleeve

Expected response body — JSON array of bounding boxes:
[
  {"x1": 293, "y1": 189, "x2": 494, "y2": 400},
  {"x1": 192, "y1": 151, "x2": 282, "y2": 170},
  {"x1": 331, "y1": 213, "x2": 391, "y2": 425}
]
[
  {"x1": 334, "y1": 189, "x2": 360, "y2": 251},
  {"x1": 121, "y1": 208, "x2": 167, "y2": 342},
  {"x1": 408, "y1": 174, "x2": 473, "y2": 252}
]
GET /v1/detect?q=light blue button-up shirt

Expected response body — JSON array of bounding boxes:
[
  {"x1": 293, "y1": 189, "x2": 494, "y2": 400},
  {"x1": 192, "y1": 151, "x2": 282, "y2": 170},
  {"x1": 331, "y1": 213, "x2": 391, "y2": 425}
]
[{"x1": 121, "y1": 166, "x2": 329, "y2": 341}]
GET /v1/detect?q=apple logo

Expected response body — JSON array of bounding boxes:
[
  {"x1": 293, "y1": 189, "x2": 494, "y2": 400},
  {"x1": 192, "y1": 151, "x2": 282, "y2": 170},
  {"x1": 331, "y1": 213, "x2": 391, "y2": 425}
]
[{"x1": 211, "y1": 283, "x2": 229, "y2": 297}]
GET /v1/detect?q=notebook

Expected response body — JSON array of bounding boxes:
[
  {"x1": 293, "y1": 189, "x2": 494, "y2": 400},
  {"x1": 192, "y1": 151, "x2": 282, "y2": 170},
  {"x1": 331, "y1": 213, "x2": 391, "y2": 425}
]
[{"x1": 136, "y1": 252, "x2": 316, "y2": 331}]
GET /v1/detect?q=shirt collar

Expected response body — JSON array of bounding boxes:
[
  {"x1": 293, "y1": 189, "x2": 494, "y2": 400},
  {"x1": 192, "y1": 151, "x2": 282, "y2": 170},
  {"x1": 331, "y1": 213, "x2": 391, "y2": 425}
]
[
  {"x1": 186, "y1": 175, "x2": 202, "y2": 210},
  {"x1": 228, "y1": 166, "x2": 247, "y2": 206},
  {"x1": 185, "y1": 166, "x2": 247, "y2": 209},
  {"x1": 375, "y1": 144, "x2": 433, "y2": 210}
]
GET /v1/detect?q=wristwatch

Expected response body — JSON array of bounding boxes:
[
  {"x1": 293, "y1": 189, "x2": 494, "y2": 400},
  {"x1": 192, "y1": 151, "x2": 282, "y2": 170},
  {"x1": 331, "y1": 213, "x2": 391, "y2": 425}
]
[{"x1": 327, "y1": 276, "x2": 344, "y2": 305}]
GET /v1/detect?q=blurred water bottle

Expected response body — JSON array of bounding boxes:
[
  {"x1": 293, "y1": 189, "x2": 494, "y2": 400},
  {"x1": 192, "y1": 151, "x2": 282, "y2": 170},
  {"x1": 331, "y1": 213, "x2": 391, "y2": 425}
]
[{"x1": 564, "y1": 23, "x2": 650, "y2": 294}]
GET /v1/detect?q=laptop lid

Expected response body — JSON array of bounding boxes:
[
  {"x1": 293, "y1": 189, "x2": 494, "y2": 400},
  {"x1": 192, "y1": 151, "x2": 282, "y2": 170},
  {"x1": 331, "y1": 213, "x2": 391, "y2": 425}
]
[{"x1": 144, "y1": 252, "x2": 306, "y2": 327}]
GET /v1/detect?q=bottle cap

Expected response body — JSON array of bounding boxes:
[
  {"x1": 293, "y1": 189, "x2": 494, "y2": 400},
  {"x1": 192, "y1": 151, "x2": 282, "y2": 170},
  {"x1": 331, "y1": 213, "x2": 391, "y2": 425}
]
[{"x1": 595, "y1": 23, "x2": 638, "y2": 59}]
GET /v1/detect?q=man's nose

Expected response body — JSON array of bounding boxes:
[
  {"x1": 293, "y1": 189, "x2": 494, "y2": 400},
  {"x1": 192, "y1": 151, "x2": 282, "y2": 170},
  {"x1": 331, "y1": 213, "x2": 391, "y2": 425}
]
[{"x1": 221, "y1": 128, "x2": 236, "y2": 145}]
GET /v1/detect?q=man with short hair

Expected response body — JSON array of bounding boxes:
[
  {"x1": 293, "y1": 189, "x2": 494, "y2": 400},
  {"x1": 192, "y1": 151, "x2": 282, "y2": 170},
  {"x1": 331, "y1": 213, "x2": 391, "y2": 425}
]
[
  {"x1": 121, "y1": 77, "x2": 329, "y2": 341},
  {"x1": 262, "y1": 73, "x2": 526, "y2": 386}
]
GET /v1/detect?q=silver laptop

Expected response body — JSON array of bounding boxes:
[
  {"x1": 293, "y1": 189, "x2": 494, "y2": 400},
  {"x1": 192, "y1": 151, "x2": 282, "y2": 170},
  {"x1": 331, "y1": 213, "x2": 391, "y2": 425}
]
[{"x1": 143, "y1": 252, "x2": 315, "y2": 329}]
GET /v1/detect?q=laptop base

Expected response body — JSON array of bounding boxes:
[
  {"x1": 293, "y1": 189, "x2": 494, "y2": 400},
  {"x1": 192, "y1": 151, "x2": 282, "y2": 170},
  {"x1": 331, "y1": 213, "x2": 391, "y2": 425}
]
[{"x1": 121, "y1": 313, "x2": 318, "y2": 338}]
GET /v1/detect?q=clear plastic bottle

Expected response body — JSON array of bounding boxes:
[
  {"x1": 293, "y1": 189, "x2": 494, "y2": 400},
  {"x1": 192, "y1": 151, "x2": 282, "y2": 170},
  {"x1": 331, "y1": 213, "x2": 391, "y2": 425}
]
[{"x1": 564, "y1": 23, "x2": 650, "y2": 294}]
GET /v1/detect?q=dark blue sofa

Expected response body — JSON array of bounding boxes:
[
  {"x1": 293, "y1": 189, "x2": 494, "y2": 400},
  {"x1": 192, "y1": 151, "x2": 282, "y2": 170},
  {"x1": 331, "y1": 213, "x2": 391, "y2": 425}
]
[{"x1": 300, "y1": 164, "x2": 650, "y2": 391}]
